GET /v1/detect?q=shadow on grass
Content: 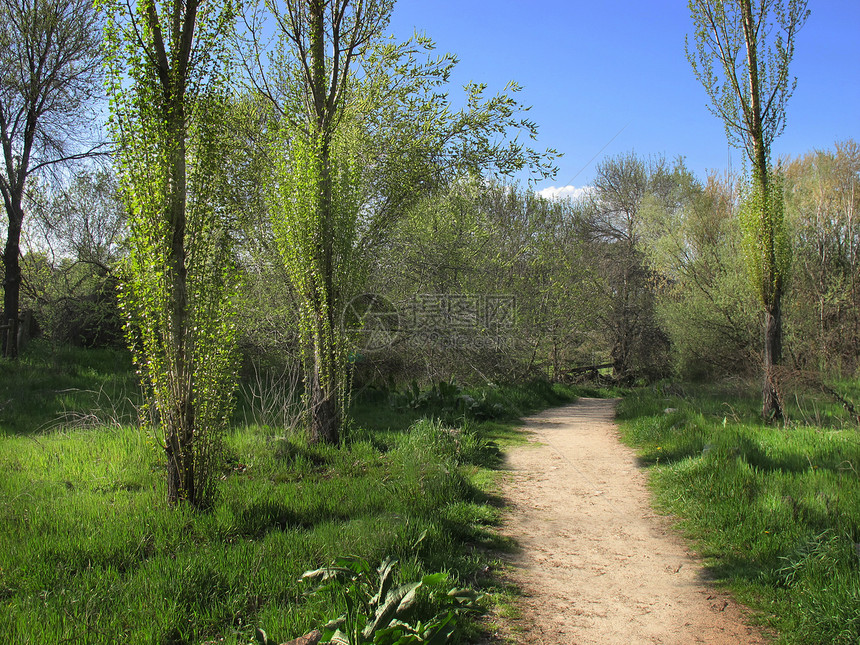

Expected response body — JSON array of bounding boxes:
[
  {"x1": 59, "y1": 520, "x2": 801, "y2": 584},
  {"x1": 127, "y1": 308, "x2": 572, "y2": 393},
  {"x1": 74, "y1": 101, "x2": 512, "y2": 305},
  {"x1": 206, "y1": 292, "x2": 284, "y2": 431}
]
[
  {"x1": 233, "y1": 500, "x2": 353, "y2": 537},
  {"x1": 0, "y1": 341, "x2": 138, "y2": 436}
]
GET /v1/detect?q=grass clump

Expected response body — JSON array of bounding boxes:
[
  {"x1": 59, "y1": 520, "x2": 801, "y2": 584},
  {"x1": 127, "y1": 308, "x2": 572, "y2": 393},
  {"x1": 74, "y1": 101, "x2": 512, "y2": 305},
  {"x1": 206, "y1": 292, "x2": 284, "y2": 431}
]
[{"x1": 617, "y1": 383, "x2": 860, "y2": 644}]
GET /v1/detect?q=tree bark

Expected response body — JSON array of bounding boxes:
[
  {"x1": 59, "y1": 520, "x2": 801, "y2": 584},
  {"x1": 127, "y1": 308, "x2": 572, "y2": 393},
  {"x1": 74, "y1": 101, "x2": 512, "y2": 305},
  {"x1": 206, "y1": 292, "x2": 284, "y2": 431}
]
[
  {"x1": 2, "y1": 199, "x2": 23, "y2": 359},
  {"x1": 306, "y1": 0, "x2": 341, "y2": 444},
  {"x1": 164, "y1": 110, "x2": 195, "y2": 504},
  {"x1": 762, "y1": 297, "x2": 783, "y2": 420},
  {"x1": 145, "y1": 0, "x2": 198, "y2": 504},
  {"x1": 311, "y1": 364, "x2": 339, "y2": 444}
]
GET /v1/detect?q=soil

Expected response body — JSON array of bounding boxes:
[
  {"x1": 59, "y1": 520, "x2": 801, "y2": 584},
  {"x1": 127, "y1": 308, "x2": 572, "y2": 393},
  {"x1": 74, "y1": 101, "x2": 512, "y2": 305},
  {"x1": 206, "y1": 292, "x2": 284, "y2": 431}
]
[{"x1": 492, "y1": 398, "x2": 770, "y2": 644}]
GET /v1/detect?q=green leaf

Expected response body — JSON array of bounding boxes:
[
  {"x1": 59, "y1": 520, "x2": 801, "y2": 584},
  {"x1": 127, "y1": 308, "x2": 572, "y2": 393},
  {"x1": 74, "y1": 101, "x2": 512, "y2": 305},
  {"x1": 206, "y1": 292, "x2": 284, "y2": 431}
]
[
  {"x1": 419, "y1": 572, "x2": 447, "y2": 586},
  {"x1": 371, "y1": 557, "x2": 397, "y2": 608},
  {"x1": 362, "y1": 581, "x2": 422, "y2": 640}
]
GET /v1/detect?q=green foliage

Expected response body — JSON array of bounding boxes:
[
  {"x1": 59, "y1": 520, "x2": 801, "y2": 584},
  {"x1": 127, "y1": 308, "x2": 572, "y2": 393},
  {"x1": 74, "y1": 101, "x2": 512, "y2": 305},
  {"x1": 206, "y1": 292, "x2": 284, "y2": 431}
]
[
  {"x1": 386, "y1": 379, "x2": 578, "y2": 429},
  {"x1": 267, "y1": 126, "x2": 362, "y2": 440},
  {"x1": 254, "y1": 5, "x2": 562, "y2": 441},
  {"x1": 738, "y1": 169, "x2": 792, "y2": 310},
  {"x1": 687, "y1": 0, "x2": 808, "y2": 416},
  {"x1": 1, "y1": 348, "x2": 587, "y2": 643},
  {"x1": 20, "y1": 170, "x2": 127, "y2": 347},
  {"x1": 618, "y1": 384, "x2": 860, "y2": 643},
  {"x1": 365, "y1": 179, "x2": 602, "y2": 384},
  {"x1": 782, "y1": 140, "x2": 860, "y2": 375},
  {"x1": 21, "y1": 252, "x2": 125, "y2": 348},
  {"x1": 589, "y1": 153, "x2": 679, "y2": 380},
  {"x1": 390, "y1": 380, "x2": 501, "y2": 421},
  {"x1": 647, "y1": 173, "x2": 761, "y2": 378},
  {"x1": 686, "y1": 0, "x2": 810, "y2": 164}
]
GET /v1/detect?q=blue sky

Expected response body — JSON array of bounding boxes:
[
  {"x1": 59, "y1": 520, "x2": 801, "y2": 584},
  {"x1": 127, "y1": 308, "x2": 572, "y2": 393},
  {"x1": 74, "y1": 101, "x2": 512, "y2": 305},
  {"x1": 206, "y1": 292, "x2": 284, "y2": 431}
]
[{"x1": 386, "y1": 1, "x2": 860, "y2": 197}]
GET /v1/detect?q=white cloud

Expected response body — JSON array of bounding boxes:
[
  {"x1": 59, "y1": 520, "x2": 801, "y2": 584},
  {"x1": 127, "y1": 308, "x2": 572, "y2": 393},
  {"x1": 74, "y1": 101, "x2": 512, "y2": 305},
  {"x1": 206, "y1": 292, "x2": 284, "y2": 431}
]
[{"x1": 537, "y1": 185, "x2": 593, "y2": 202}]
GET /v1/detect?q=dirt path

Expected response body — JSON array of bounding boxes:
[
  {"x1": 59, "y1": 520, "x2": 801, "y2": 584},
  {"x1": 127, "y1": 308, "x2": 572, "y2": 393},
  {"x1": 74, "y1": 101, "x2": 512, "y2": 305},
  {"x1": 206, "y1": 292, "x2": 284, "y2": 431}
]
[{"x1": 494, "y1": 398, "x2": 768, "y2": 644}]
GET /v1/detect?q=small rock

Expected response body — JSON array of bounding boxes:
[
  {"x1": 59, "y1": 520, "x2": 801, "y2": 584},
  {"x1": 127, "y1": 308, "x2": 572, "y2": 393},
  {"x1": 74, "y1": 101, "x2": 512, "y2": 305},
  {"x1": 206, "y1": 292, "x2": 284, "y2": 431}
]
[
  {"x1": 281, "y1": 630, "x2": 322, "y2": 645},
  {"x1": 663, "y1": 407, "x2": 677, "y2": 414}
]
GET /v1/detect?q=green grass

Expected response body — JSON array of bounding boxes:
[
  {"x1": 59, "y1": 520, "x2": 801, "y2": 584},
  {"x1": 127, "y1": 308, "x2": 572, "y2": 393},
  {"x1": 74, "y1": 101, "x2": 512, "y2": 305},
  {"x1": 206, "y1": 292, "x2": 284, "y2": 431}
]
[
  {"x1": 0, "y1": 343, "x2": 584, "y2": 644},
  {"x1": 617, "y1": 382, "x2": 860, "y2": 645}
]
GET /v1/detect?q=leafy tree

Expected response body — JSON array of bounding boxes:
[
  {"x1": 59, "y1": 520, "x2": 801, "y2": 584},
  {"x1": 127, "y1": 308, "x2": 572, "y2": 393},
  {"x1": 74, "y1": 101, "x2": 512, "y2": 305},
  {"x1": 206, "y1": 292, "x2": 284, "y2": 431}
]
[
  {"x1": 22, "y1": 169, "x2": 127, "y2": 346},
  {"x1": 258, "y1": 0, "x2": 389, "y2": 444},
  {"x1": 476, "y1": 183, "x2": 602, "y2": 381},
  {"x1": 587, "y1": 153, "x2": 676, "y2": 381},
  {"x1": 784, "y1": 140, "x2": 860, "y2": 375},
  {"x1": 253, "y1": 0, "x2": 558, "y2": 443},
  {"x1": 101, "y1": 0, "x2": 239, "y2": 506},
  {"x1": 0, "y1": 0, "x2": 103, "y2": 357},
  {"x1": 687, "y1": 0, "x2": 809, "y2": 419},
  {"x1": 646, "y1": 171, "x2": 761, "y2": 378},
  {"x1": 368, "y1": 179, "x2": 601, "y2": 384}
]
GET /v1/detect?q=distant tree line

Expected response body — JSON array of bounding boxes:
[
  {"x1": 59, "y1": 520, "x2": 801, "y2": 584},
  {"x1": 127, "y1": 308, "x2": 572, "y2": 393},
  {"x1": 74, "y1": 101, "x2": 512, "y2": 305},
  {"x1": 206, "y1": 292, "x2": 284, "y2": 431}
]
[{"x1": 19, "y1": 141, "x2": 858, "y2": 384}]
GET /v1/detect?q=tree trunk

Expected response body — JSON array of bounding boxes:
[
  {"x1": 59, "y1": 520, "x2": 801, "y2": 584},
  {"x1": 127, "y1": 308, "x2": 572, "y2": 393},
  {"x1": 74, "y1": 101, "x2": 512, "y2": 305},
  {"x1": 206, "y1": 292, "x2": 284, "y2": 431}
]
[
  {"x1": 742, "y1": 0, "x2": 786, "y2": 420},
  {"x1": 305, "y1": 0, "x2": 342, "y2": 445},
  {"x1": 164, "y1": 91, "x2": 195, "y2": 504},
  {"x1": 311, "y1": 367, "x2": 339, "y2": 444},
  {"x1": 762, "y1": 296, "x2": 783, "y2": 420},
  {"x1": 308, "y1": 294, "x2": 340, "y2": 444},
  {"x1": 612, "y1": 252, "x2": 632, "y2": 381},
  {"x1": 2, "y1": 199, "x2": 23, "y2": 359}
]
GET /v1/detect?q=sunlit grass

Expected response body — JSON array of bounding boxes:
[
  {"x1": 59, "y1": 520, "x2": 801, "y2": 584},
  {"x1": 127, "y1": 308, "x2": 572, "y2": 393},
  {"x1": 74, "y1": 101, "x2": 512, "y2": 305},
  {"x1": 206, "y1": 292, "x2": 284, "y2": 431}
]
[{"x1": 0, "y1": 419, "x2": 490, "y2": 643}]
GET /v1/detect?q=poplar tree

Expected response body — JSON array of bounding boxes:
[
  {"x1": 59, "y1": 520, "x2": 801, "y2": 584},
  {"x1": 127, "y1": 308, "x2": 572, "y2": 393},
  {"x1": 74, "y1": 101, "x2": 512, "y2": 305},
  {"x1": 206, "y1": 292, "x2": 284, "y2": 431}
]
[
  {"x1": 687, "y1": 0, "x2": 809, "y2": 420},
  {"x1": 254, "y1": 0, "x2": 557, "y2": 444},
  {"x1": 101, "y1": 0, "x2": 239, "y2": 505}
]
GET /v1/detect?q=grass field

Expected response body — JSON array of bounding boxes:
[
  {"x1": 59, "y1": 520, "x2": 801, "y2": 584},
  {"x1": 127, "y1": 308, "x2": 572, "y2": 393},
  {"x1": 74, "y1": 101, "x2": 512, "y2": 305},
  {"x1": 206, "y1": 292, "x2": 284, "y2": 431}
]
[
  {"x1": 0, "y1": 342, "x2": 580, "y2": 644},
  {"x1": 617, "y1": 381, "x2": 860, "y2": 645}
]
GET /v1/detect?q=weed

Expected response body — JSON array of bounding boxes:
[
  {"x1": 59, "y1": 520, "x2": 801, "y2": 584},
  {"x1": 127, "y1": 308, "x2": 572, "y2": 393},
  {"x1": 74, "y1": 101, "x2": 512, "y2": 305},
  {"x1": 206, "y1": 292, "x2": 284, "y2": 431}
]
[{"x1": 296, "y1": 552, "x2": 483, "y2": 644}]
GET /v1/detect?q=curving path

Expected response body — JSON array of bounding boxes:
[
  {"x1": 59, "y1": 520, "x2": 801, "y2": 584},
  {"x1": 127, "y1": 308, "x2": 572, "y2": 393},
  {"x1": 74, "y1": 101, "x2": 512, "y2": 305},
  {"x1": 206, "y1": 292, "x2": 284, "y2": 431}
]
[{"x1": 494, "y1": 398, "x2": 769, "y2": 644}]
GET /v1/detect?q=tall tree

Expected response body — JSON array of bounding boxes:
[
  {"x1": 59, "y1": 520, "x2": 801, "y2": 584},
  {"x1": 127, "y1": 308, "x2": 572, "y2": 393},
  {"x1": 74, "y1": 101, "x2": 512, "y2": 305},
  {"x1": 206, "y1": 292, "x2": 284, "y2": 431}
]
[
  {"x1": 687, "y1": 0, "x2": 809, "y2": 420},
  {"x1": 101, "y1": 0, "x2": 238, "y2": 506},
  {"x1": 254, "y1": 0, "x2": 557, "y2": 443},
  {"x1": 589, "y1": 153, "x2": 675, "y2": 381},
  {"x1": 0, "y1": 0, "x2": 103, "y2": 357},
  {"x1": 261, "y1": 0, "x2": 392, "y2": 445}
]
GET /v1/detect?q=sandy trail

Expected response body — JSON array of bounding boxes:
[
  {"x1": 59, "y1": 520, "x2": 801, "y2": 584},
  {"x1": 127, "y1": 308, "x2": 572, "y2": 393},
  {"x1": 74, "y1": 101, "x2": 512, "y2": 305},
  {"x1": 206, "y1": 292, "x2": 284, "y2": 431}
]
[{"x1": 494, "y1": 398, "x2": 768, "y2": 645}]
